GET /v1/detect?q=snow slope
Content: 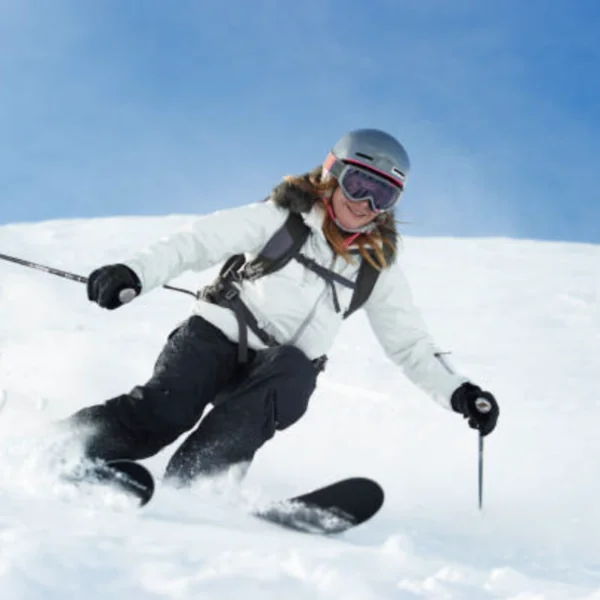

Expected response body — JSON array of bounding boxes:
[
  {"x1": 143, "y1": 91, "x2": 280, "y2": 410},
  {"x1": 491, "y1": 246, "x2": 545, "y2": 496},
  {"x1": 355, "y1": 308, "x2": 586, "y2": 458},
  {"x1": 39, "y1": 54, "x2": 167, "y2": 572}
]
[{"x1": 0, "y1": 215, "x2": 599, "y2": 599}]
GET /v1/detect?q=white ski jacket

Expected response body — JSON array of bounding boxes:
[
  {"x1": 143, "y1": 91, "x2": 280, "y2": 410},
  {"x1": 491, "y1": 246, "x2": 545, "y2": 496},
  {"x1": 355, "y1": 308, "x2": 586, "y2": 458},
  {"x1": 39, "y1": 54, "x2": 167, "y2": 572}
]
[{"x1": 123, "y1": 200, "x2": 468, "y2": 409}]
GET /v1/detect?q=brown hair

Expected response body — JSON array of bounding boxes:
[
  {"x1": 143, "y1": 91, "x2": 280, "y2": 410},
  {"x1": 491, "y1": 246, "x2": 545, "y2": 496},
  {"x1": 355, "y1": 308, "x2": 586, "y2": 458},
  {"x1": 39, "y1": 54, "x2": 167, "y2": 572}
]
[{"x1": 284, "y1": 166, "x2": 397, "y2": 270}]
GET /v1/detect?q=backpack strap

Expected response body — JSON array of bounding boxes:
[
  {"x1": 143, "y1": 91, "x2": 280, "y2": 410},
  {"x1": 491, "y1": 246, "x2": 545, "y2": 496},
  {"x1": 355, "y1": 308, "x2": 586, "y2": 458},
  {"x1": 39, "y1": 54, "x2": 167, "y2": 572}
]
[
  {"x1": 343, "y1": 244, "x2": 394, "y2": 318},
  {"x1": 293, "y1": 253, "x2": 355, "y2": 314},
  {"x1": 343, "y1": 259, "x2": 377, "y2": 318},
  {"x1": 242, "y1": 212, "x2": 310, "y2": 280}
]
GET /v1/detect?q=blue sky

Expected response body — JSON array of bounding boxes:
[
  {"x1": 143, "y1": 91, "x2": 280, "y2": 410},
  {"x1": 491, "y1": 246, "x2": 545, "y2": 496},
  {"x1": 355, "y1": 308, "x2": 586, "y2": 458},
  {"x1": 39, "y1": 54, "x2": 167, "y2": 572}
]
[{"x1": 1, "y1": 0, "x2": 599, "y2": 243}]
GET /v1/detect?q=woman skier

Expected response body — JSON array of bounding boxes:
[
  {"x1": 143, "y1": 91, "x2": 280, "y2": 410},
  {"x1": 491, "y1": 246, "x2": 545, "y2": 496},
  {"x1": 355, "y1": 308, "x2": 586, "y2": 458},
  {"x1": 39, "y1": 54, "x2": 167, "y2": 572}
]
[{"x1": 66, "y1": 128, "x2": 499, "y2": 485}]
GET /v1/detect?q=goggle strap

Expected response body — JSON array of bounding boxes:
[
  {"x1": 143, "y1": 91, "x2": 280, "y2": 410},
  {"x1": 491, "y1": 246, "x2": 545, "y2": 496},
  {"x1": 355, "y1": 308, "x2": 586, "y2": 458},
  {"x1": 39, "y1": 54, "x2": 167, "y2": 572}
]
[{"x1": 323, "y1": 153, "x2": 345, "y2": 179}]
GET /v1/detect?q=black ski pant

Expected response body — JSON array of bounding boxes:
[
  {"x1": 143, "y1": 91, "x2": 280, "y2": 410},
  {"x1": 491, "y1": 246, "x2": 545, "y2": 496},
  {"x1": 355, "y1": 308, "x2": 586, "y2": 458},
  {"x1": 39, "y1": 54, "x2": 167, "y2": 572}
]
[{"x1": 66, "y1": 316, "x2": 317, "y2": 484}]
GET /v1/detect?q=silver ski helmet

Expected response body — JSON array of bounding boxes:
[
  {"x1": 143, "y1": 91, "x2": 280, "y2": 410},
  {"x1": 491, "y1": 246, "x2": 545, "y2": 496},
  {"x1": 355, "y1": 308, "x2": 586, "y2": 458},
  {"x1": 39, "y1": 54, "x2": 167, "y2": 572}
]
[{"x1": 323, "y1": 128, "x2": 410, "y2": 190}]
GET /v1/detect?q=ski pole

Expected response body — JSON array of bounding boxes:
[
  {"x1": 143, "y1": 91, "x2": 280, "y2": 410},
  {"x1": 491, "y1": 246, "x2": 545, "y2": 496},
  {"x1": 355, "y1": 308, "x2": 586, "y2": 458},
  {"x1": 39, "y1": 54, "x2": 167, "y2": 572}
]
[
  {"x1": 0, "y1": 252, "x2": 198, "y2": 299},
  {"x1": 475, "y1": 397, "x2": 492, "y2": 511},
  {"x1": 478, "y1": 433, "x2": 485, "y2": 510}
]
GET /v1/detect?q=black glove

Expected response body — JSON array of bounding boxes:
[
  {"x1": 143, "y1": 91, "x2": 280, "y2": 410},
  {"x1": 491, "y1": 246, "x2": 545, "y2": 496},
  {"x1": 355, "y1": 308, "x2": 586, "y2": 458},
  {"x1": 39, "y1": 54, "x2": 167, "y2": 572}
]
[
  {"x1": 87, "y1": 264, "x2": 142, "y2": 310},
  {"x1": 451, "y1": 382, "x2": 499, "y2": 436}
]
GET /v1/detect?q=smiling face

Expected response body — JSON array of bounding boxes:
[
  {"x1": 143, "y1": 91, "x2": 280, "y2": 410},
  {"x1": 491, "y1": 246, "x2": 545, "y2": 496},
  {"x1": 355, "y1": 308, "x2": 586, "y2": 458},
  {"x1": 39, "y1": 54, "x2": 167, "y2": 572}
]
[{"x1": 330, "y1": 185, "x2": 378, "y2": 231}]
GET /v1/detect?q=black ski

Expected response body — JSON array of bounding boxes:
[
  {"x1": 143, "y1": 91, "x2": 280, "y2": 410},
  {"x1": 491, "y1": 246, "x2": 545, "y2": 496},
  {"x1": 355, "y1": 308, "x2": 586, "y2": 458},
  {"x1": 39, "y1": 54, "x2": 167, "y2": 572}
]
[
  {"x1": 254, "y1": 477, "x2": 385, "y2": 534},
  {"x1": 67, "y1": 459, "x2": 155, "y2": 506},
  {"x1": 70, "y1": 462, "x2": 383, "y2": 533}
]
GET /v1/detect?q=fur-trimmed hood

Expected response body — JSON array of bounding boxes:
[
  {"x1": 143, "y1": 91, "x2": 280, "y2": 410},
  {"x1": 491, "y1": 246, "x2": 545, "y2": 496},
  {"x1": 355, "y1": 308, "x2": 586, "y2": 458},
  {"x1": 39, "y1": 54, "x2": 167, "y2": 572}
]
[{"x1": 269, "y1": 174, "x2": 398, "y2": 264}]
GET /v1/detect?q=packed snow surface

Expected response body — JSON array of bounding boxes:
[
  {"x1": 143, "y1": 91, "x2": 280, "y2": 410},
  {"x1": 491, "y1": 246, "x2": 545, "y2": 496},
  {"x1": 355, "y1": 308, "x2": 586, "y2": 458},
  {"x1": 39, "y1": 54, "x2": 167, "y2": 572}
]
[{"x1": 0, "y1": 215, "x2": 598, "y2": 599}]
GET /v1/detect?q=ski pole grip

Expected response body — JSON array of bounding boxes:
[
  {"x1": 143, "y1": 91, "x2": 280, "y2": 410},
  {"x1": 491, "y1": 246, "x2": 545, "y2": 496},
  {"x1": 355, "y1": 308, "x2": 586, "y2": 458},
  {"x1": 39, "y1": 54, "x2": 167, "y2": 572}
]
[
  {"x1": 475, "y1": 397, "x2": 493, "y2": 414},
  {"x1": 118, "y1": 288, "x2": 138, "y2": 304}
]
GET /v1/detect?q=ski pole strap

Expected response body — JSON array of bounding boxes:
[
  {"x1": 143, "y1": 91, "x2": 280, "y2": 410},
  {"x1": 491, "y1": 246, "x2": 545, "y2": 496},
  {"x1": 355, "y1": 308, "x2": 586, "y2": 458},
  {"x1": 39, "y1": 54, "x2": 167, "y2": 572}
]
[{"x1": 162, "y1": 284, "x2": 199, "y2": 298}]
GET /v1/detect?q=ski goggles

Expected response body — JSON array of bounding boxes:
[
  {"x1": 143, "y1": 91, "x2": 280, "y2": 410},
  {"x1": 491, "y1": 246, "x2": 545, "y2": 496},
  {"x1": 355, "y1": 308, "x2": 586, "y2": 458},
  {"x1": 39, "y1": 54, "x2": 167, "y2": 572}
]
[{"x1": 338, "y1": 163, "x2": 403, "y2": 213}]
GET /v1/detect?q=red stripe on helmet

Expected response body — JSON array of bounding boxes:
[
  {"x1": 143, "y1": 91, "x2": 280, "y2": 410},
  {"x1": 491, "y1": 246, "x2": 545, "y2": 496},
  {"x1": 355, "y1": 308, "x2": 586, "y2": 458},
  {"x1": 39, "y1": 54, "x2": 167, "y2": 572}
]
[{"x1": 344, "y1": 158, "x2": 405, "y2": 189}]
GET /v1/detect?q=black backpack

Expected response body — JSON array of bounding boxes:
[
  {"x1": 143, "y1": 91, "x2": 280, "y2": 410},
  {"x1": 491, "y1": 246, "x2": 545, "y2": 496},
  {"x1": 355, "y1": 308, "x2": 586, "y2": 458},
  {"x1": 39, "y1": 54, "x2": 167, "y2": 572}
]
[{"x1": 201, "y1": 210, "x2": 394, "y2": 367}]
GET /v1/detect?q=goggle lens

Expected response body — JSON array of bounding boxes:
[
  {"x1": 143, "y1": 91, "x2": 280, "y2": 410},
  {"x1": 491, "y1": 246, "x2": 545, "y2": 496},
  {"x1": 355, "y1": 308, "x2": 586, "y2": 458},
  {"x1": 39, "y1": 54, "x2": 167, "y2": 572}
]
[{"x1": 339, "y1": 166, "x2": 402, "y2": 212}]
